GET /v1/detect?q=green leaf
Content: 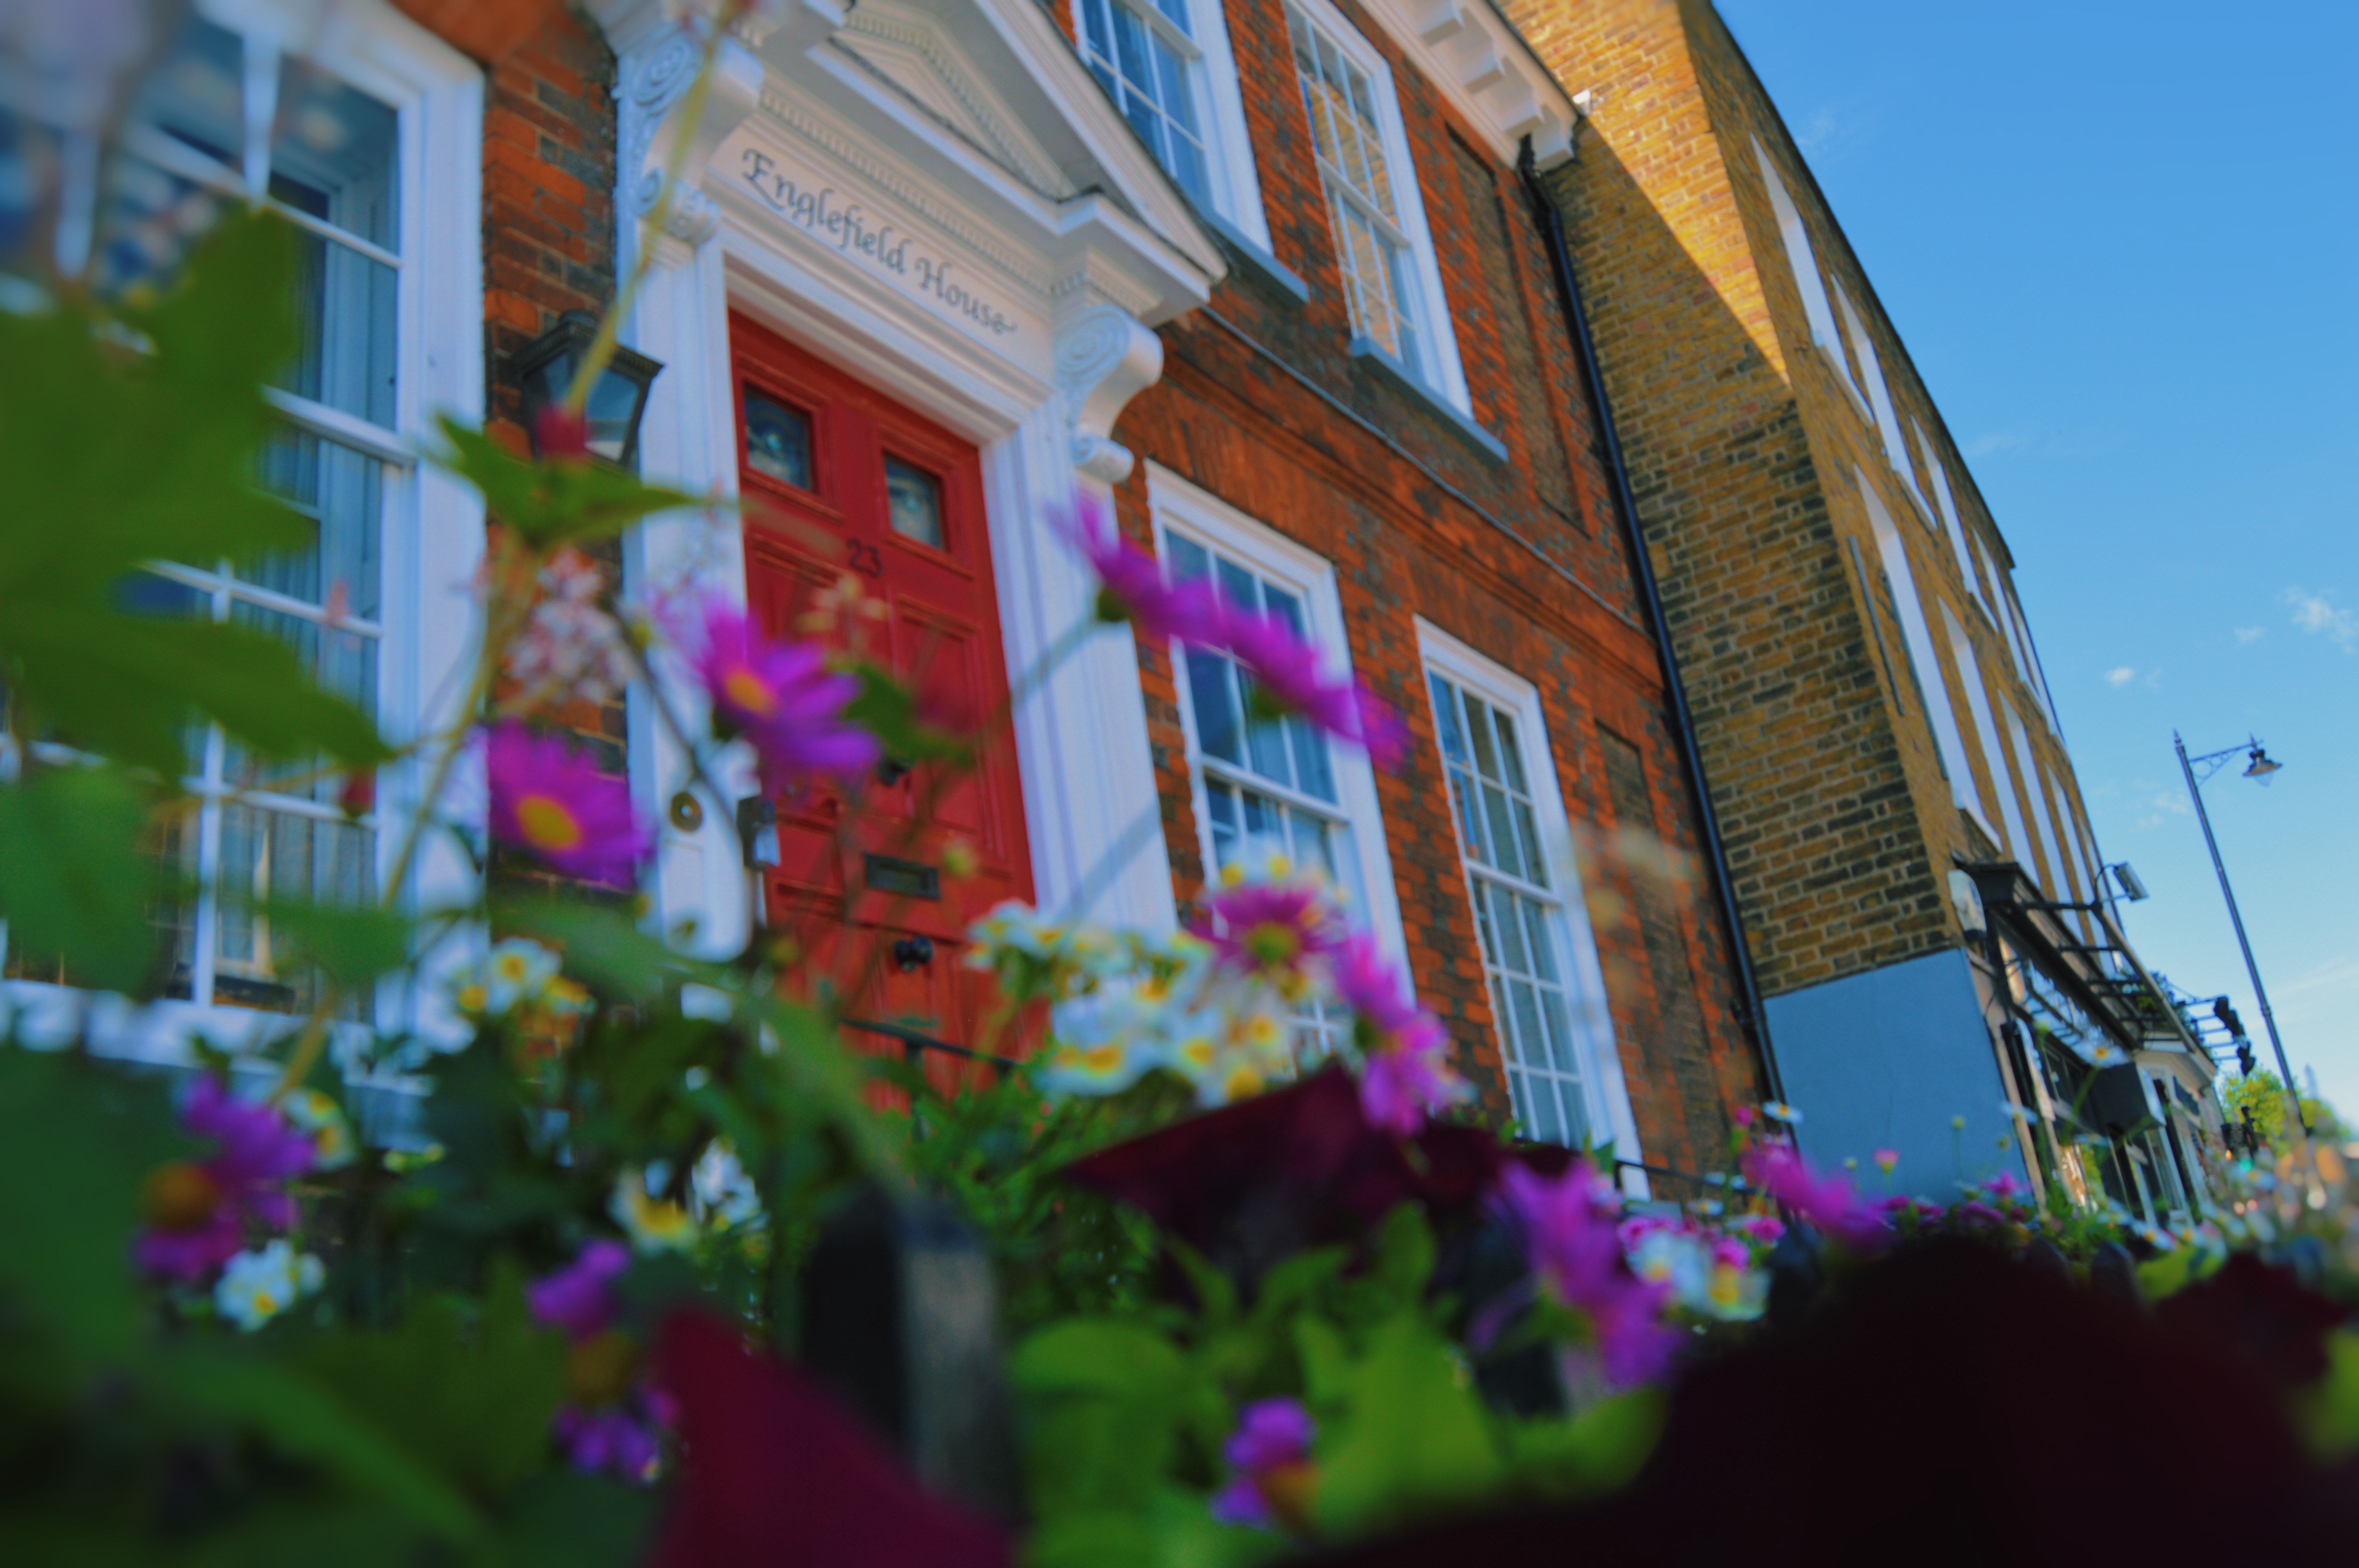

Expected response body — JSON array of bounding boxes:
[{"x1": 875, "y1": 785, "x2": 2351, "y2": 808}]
[
  {"x1": 433, "y1": 414, "x2": 707, "y2": 548},
  {"x1": 0, "y1": 1050, "x2": 184, "y2": 1361},
  {"x1": 1500, "y1": 1387, "x2": 1665, "y2": 1501},
  {"x1": 1012, "y1": 1319, "x2": 1192, "y2": 1524},
  {"x1": 0, "y1": 766, "x2": 160, "y2": 994},
  {"x1": 842, "y1": 662, "x2": 970, "y2": 765},
  {"x1": 293, "y1": 1264, "x2": 567, "y2": 1501},
  {"x1": 2307, "y1": 1330, "x2": 2359, "y2": 1460},
  {"x1": 1310, "y1": 1312, "x2": 1502, "y2": 1537},
  {"x1": 493, "y1": 1469, "x2": 659, "y2": 1568},
  {"x1": 260, "y1": 898, "x2": 417, "y2": 990},
  {"x1": 7, "y1": 608, "x2": 389, "y2": 775},
  {"x1": 1012, "y1": 1318, "x2": 1189, "y2": 1401},
  {"x1": 150, "y1": 1348, "x2": 487, "y2": 1544}
]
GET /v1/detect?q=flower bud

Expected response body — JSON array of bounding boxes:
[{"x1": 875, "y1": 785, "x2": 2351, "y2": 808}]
[{"x1": 142, "y1": 1160, "x2": 221, "y2": 1232}]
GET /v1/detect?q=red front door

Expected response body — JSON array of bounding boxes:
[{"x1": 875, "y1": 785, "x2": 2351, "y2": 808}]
[{"x1": 730, "y1": 312, "x2": 1034, "y2": 1071}]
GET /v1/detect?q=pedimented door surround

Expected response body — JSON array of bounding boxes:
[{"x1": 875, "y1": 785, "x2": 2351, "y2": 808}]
[{"x1": 588, "y1": 0, "x2": 1223, "y2": 956}]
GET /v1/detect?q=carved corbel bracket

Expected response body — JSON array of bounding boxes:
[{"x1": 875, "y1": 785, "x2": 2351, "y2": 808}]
[
  {"x1": 616, "y1": 24, "x2": 765, "y2": 247},
  {"x1": 1054, "y1": 306, "x2": 1162, "y2": 485}
]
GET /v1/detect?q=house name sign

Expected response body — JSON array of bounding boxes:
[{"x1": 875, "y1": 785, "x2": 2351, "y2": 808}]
[{"x1": 739, "y1": 146, "x2": 1022, "y2": 341}]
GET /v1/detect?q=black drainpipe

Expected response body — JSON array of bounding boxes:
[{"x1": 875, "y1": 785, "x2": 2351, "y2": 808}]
[{"x1": 1518, "y1": 133, "x2": 1787, "y2": 1107}]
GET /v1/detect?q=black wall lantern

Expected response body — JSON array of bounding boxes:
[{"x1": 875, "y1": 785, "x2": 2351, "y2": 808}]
[{"x1": 512, "y1": 309, "x2": 664, "y2": 470}]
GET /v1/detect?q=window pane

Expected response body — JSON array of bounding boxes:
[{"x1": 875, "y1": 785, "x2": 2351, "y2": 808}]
[
  {"x1": 1513, "y1": 800, "x2": 1547, "y2": 889},
  {"x1": 1481, "y1": 782, "x2": 1521, "y2": 879},
  {"x1": 251, "y1": 429, "x2": 383, "y2": 619},
  {"x1": 1243, "y1": 701, "x2": 1294, "y2": 787},
  {"x1": 1289, "y1": 715, "x2": 1336, "y2": 803},
  {"x1": 1466, "y1": 695, "x2": 1503, "y2": 783},
  {"x1": 271, "y1": 60, "x2": 398, "y2": 248},
  {"x1": 223, "y1": 599, "x2": 377, "y2": 797},
  {"x1": 1449, "y1": 764, "x2": 1484, "y2": 861},
  {"x1": 1524, "y1": 1071, "x2": 1564, "y2": 1144},
  {"x1": 1186, "y1": 647, "x2": 1241, "y2": 764},
  {"x1": 1205, "y1": 777, "x2": 1239, "y2": 865},
  {"x1": 1430, "y1": 675, "x2": 1469, "y2": 765},
  {"x1": 276, "y1": 227, "x2": 397, "y2": 425},
  {"x1": 883, "y1": 456, "x2": 944, "y2": 548},
  {"x1": 132, "y1": 16, "x2": 243, "y2": 171},
  {"x1": 1520, "y1": 896, "x2": 1561, "y2": 984},
  {"x1": 1154, "y1": 0, "x2": 1193, "y2": 33},
  {"x1": 1215, "y1": 556, "x2": 1258, "y2": 614},
  {"x1": 92, "y1": 154, "x2": 227, "y2": 299},
  {"x1": 1110, "y1": 4, "x2": 1155, "y2": 100},
  {"x1": 214, "y1": 803, "x2": 374, "y2": 1020},
  {"x1": 743, "y1": 390, "x2": 812, "y2": 489},
  {"x1": 1164, "y1": 532, "x2": 1209, "y2": 582}
]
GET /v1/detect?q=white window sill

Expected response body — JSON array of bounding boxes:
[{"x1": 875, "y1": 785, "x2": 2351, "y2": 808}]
[
  {"x1": 1349, "y1": 337, "x2": 1508, "y2": 463},
  {"x1": 1203, "y1": 210, "x2": 1310, "y2": 306}
]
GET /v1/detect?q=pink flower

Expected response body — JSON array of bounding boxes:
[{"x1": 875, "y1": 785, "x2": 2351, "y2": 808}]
[
  {"x1": 554, "y1": 1395, "x2": 671, "y2": 1482},
  {"x1": 1872, "y1": 1148, "x2": 1899, "y2": 1174},
  {"x1": 1734, "y1": 1213, "x2": 1786, "y2": 1246},
  {"x1": 1493, "y1": 1161, "x2": 1680, "y2": 1389},
  {"x1": 1732, "y1": 1106, "x2": 1756, "y2": 1128},
  {"x1": 1210, "y1": 1398, "x2": 1315, "y2": 1529},
  {"x1": 1982, "y1": 1173, "x2": 2028, "y2": 1202},
  {"x1": 529, "y1": 1238, "x2": 632, "y2": 1339},
  {"x1": 534, "y1": 404, "x2": 591, "y2": 459},
  {"x1": 506, "y1": 547, "x2": 636, "y2": 710},
  {"x1": 1743, "y1": 1145, "x2": 1892, "y2": 1252},
  {"x1": 1359, "y1": 1016, "x2": 1467, "y2": 1137},
  {"x1": 1332, "y1": 933, "x2": 1467, "y2": 1134},
  {"x1": 135, "y1": 1076, "x2": 315, "y2": 1281},
  {"x1": 487, "y1": 722, "x2": 651, "y2": 888},
  {"x1": 1221, "y1": 606, "x2": 1405, "y2": 766},
  {"x1": 1198, "y1": 879, "x2": 1344, "y2": 995},
  {"x1": 1054, "y1": 495, "x2": 1227, "y2": 648},
  {"x1": 690, "y1": 603, "x2": 880, "y2": 787}
]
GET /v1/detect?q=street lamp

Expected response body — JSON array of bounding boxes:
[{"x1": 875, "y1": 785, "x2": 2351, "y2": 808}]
[
  {"x1": 511, "y1": 310, "x2": 663, "y2": 470},
  {"x1": 2174, "y1": 732, "x2": 2307, "y2": 1135}
]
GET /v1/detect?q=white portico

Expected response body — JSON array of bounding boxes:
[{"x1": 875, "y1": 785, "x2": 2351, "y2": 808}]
[{"x1": 585, "y1": 0, "x2": 1225, "y2": 957}]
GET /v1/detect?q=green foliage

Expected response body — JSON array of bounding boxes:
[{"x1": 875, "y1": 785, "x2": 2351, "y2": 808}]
[
  {"x1": 843, "y1": 660, "x2": 972, "y2": 766},
  {"x1": 1308, "y1": 1312, "x2": 1502, "y2": 1535},
  {"x1": 0, "y1": 213, "x2": 389, "y2": 777},
  {"x1": 0, "y1": 765, "x2": 161, "y2": 993},
  {"x1": 433, "y1": 417, "x2": 705, "y2": 549},
  {"x1": 293, "y1": 1266, "x2": 566, "y2": 1500},
  {"x1": 2222, "y1": 1070, "x2": 2345, "y2": 1148}
]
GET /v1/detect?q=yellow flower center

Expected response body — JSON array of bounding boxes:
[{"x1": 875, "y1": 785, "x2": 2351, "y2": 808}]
[
  {"x1": 722, "y1": 666, "x2": 777, "y2": 717},
  {"x1": 515, "y1": 795, "x2": 584, "y2": 852},
  {"x1": 1081, "y1": 1043, "x2": 1125, "y2": 1074},
  {"x1": 1223, "y1": 1064, "x2": 1266, "y2": 1102},
  {"x1": 457, "y1": 984, "x2": 489, "y2": 1013},
  {"x1": 1708, "y1": 1266, "x2": 1743, "y2": 1307},
  {"x1": 1179, "y1": 1037, "x2": 1215, "y2": 1069},
  {"x1": 142, "y1": 1161, "x2": 220, "y2": 1232},
  {"x1": 1242, "y1": 922, "x2": 1302, "y2": 968},
  {"x1": 494, "y1": 953, "x2": 531, "y2": 982}
]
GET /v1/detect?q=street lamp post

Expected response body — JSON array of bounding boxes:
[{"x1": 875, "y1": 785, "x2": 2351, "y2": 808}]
[{"x1": 2173, "y1": 733, "x2": 2307, "y2": 1136}]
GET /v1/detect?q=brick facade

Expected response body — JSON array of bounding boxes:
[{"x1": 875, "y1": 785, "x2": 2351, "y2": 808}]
[
  {"x1": 1500, "y1": 0, "x2": 2112, "y2": 996},
  {"x1": 1077, "y1": 0, "x2": 1767, "y2": 1169}
]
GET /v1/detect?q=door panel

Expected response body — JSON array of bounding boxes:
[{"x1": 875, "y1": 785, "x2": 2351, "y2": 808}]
[{"x1": 731, "y1": 312, "x2": 1034, "y2": 1054}]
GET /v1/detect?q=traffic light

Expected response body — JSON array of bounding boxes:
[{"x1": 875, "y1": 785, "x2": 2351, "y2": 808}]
[
  {"x1": 2237, "y1": 1040, "x2": 2257, "y2": 1076},
  {"x1": 2212, "y1": 996, "x2": 2246, "y2": 1037}
]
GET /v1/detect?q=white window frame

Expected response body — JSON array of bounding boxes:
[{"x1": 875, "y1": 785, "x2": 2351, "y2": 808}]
[
  {"x1": 1415, "y1": 619, "x2": 1640, "y2": 1168},
  {"x1": 1750, "y1": 134, "x2": 1848, "y2": 383},
  {"x1": 1915, "y1": 415, "x2": 1987, "y2": 615},
  {"x1": 1861, "y1": 471, "x2": 1977, "y2": 822},
  {"x1": 1941, "y1": 601, "x2": 2014, "y2": 853},
  {"x1": 1148, "y1": 463, "x2": 1408, "y2": 968},
  {"x1": 1076, "y1": 0, "x2": 1270, "y2": 248},
  {"x1": 2004, "y1": 695, "x2": 2067, "y2": 899},
  {"x1": 1282, "y1": 0, "x2": 1472, "y2": 413},
  {"x1": 0, "y1": 0, "x2": 485, "y2": 1067},
  {"x1": 1832, "y1": 281, "x2": 1924, "y2": 514}
]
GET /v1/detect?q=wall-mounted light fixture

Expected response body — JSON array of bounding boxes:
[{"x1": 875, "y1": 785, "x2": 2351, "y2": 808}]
[
  {"x1": 511, "y1": 309, "x2": 663, "y2": 470},
  {"x1": 2108, "y1": 862, "x2": 2149, "y2": 902}
]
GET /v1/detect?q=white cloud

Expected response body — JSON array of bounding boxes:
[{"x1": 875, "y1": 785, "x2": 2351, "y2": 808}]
[
  {"x1": 2285, "y1": 587, "x2": 2357, "y2": 649},
  {"x1": 2234, "y1": 626, "x2": 2266, "y2": 644},
  {"x1": 2131, "y1": 788, "x2": 2193, "y2": 832},
  {"x1": 1963, "y1": 430, "x2": 2024, "y2": 459},
  {"x1": 2103, "y1": 666, "x2": 2134, "y2": 688}
]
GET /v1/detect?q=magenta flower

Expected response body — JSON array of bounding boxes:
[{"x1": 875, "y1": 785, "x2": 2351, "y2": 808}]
[
  {"x1": 529, "y1": 1238, "x2": 632, "y2": 1339},
  {"x1": 1734, "y1": 1213, "x2": 1786, "y2": 1246},
  {"x1": 1360, "y1": 1016, "x2": 1467, "y2": 1137},
  {"x1": 1743, "y1": 1145, "x2": 1892, "y2": 1252},
  {"x1": 1493, "y1": 1160, "x2": 1680, "y2": 1388},
  {"x1": 1211, "y1": 1398, "x2": 1316, "y2": 1529},
  {"x1": 1054, "y1": 495, "x2": 1227, "y2": 648},
  {"x1": 487, "y1": 722, "x2": 651, "y2": 888},
  {"x1": 1331, "y1": 934, "x2": 1467, "y2": 1134},
  {"x1": 1981, "y1": 1173, "x2": 2028, "y2": 1202},
  {"x1": 554, "y1": 1396, "x2": 668, "y2": 1482},
  {"x1": 1199, "y1": 878, "x2": 1344, "y2": 997},
  {"x1": 690, "y1": 602, "x2": 881, "y2": 788},
  {"x1": 1221, "y1": 606, "x2": 1406, "y2": 766},
  {"x1": 135, "y1": 1076, "x2": 315, "y2": 1281}
]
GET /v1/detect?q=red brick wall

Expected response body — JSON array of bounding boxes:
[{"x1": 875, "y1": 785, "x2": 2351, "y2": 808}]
[
  {"x1": 480, "y1": 4, "x2": 626, "y2": 897},
  {"x1": 1112, "y1": 0, "x2": 1766, "y2": 1167}
]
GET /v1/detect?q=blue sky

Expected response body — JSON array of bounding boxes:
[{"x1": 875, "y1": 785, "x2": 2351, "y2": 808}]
[{"x1": 1712, "y1": 2, "x2": 2359, "y2": 1118}]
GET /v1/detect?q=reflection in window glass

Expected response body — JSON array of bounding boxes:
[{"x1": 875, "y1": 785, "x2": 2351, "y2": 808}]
[
  {"x1": 743, "y1": 390, "x2": 813, "y2": 489},
  {"x1": 1430, "y1": 671, "x2": 1589, "y2": 1146},
  {"x1": 1164, "y1": 527, "x2": 1356, "y2": 1058},
  {"x1": 1078, "y1": 0, "x2": 1211, "y2": 205},
  {"x1": 883, "y1": 456, "x2": 944, "y2": 548},
  {"x1": 1286, "y1": 3, "x2": 1423, "y2": 377}
]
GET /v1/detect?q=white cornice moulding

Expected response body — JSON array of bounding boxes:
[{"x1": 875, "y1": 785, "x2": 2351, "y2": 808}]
[{"x1": 1358, "y1": 0, "x2": 1578, "y2": 167}]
